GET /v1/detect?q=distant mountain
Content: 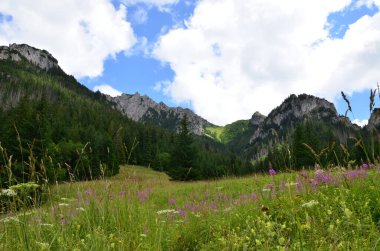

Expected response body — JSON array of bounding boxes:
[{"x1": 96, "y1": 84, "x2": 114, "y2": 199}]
[
  {"x1": 108, "y1": 93, "x2": 213, "y2": 135},
  {"x1": 230, "y1": 94, "x2": 361, "y2": 160}
]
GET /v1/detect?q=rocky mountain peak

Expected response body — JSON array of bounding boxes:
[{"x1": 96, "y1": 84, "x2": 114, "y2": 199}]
[
  {"x1": 110, "y1": 93, "x2": 157, "y2": 121},
  {"x1": 108, "y1": 93, "x2": 213, "y2": 135},
  {"x1": 249, "y1": 94, "x2": 347, "y2": 145},
  {"x1": 367, "y1": 108, "x2": 380, "y2": 130},
  {"x1": 266, "y1": 94, "x2": 337, "y2": 127},
  {"x1": 0, "y1": 43, "x2": 58, "y2": 70},
  {"x1": 250, "y1": 112, "x2": 266, "y2": 126}
]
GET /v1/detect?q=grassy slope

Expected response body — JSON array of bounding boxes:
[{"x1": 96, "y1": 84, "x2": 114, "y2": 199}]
[
  {"x1": 1, "y1": 166, "x2": 380, "y2": 250},
  {"x1": 205, "y1": 120, "x2": 249, "y2": 144}
]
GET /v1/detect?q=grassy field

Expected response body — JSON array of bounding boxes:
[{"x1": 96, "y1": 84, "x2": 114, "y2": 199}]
[{"x1": 1, "y1": 165, "x2": 380, "y2": 250}]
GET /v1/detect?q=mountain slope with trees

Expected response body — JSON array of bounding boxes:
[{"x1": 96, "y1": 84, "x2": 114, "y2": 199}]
[{"x1": 0, "y1": 43, "x2": 253, "y2": 187}]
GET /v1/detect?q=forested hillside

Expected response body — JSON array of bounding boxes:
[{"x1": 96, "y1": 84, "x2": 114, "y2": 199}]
[{"x1": 0, "y1": 46, "x2": 253, "y2": 187}]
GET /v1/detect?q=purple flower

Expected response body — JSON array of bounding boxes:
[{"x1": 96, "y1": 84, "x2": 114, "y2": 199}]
[
  {"x1": 268, "y1": 164, "x2": 276, "y2": 176},
  {"x1": 169, "y1": 197, "x2": 176, "y2": 205},
  {"x1": 177, "y1": 209, "x2": 186, "y2": 216},
  {"x1": 361, "y1": 163, "x2": 369, "y2": 169}
]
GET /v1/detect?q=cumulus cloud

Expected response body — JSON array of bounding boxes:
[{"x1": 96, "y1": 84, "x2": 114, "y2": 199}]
[
  {"x1": 121, "y1": 0, "x2": 178, "y2": 8},
  {"x1": 353, "y1": 119, "x2": 368, "y2": 127},
  {"x1": 93, "y1": 85, "x2": 122, "y2": 97},
  {"x1": 154, "y1": 0, "x2": 380, "y2": 125},
  {"x1": 0, "y1": 0, "x2": 136, "y2": 78}
]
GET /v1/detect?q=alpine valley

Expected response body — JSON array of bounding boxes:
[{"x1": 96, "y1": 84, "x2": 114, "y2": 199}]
[{"x1": 0, "y1": 44, "x2": 379, "y2": 182}]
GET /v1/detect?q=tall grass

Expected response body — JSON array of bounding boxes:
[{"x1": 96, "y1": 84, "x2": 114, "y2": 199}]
[{"x1": 1, "y1": 165, "x2": 380, "y2": 250}]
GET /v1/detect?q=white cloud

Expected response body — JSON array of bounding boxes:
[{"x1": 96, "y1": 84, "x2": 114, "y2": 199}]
[
  {"x1": 122, "y1": 0, "x2": 178, "y2": 5},
  {"x1": 120, "y1": 0, "x2": 179, "y2": 13},
  {"x1": 353, "y1": 119, "x2": 368, "y2": 127},
  {"x1": 153, "y1": 0, "x2": 380, "y2": 125},
  {"x1": 0, "y1": 0, "x2": 136, "y2": 78},
  {"x1": 132, "y1": 7, "x2": 149, "y2": 24},
  {"x1": 153, "y1": 80, "x2": 171, "y2": 94},
  {"x1": 93, "y1": 85, "x2": 122, "y2": 97}
]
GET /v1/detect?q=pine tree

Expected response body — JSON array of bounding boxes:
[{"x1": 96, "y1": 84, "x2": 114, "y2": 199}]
[{"x1": 169, "y1": 115, "x2": 198, "y2": 180}]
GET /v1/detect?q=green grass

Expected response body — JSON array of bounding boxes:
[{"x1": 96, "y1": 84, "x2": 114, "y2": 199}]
[
  {"x1": 1, "y1": 165, "x2": 380, "y2": 250},
  {"x1": 205, "y1": 120, "x2": 249, "y2": 144},
  {"x1": 205, "y1": 126, "x2": 225, "y2": 142}
]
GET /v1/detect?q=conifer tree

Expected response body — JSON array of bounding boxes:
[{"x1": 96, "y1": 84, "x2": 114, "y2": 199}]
[{"x1": 169, "y1": 115, "x2": 198, "y2": 180}]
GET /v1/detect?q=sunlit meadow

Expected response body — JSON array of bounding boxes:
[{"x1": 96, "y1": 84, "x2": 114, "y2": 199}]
[{"x1": 1, "y1": 165, "x2": 380, "y2": 250}]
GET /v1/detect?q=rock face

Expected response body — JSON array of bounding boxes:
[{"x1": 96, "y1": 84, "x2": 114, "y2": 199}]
[
  {"x1": 366, "y1": 108, "x2": 380, "y2": 130},
  {"x1": 0, "y1": 43, "x2": 59, "y2": 70},
  {"x1": 250, "y1": 112, "x2": 266, "y2": 126},
  {"x1": 109, "y1": 93, "x2": 213, "y2": 135},
  {"x1": 245, "y1": 94, "x2": 359, "y2": 159}
]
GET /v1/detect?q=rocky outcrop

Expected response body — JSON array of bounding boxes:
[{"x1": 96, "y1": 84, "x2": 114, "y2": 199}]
[
  {"x1": 366, "y1": 108, "x2": 380, "y2": 131},
  {"x1": 250, "y1": 112, "x2": 266, "y2": 127},
  {"x1": 245, "y1": 94, "x2": 360, "y2": 159},
  {"x1": 264, "y1": 94, "x2": 337, "y2": 128},
  {"x1": 0, "y1": 43, "x2": 58, "y2": 70},
  {"x1": 108, "y1": 93, "x2": 213, "y2": 135}
]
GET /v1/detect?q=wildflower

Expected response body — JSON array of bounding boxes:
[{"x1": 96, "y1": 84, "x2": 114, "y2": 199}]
[
  {"x1": 76, "y1": 207, "x2": 85, "y2": 212},
  {"x1": 36, "y1": 241, "x2": 49, "y2": 250},
  {"x1": 168, "y1": 197, "x2": 175, "y2": 205},
  {"x1": 361, "y1": 163, "x2": 369, "y2": 169},
  {"x1": 1, "y1": 188, "x2": 17, "y2": 197},
  {"x1": 60, "y1": 217, "x2": 67, "y2": 225},
  {"x1": 40, "y1": 223, "x2": 54, "y2": 227},
  {"x1": 285, "y1": 182, "x2": 297, "y2": 187},
  {"x1": 268, "y1": 164, "x2": 276, "y2": 176},
  {"x1": 177, "y1": 209, "x2": 186, "y2": 216},
  {"x1": 58, "y1": 203, "x2": 69, "y2": 207},
  {"x1": 140, "y1": 234, "x2": 147, "y2": 238},
  {"x1": 156, "y1": 209, "x2": 178, "y2": 215},
  {"x1": 0, "y1": 216, "x2": 20, "y2": 223},
  {"x1": 301, "y1": 200, "x2": 319, "y2": 208}
]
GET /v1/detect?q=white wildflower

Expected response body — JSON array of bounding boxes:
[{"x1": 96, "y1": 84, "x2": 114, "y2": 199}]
[
  {"x1": 0, "y1": 188, "x2": 17, "y2": 197},
  {"x1": 156, "y1": 209, "x2": 178, "y2": 215},
  {"x1": 36, "y1": 241, "x2": 50, "y2": 249},
  {"x1": 40, "y1": 223, "x2": 54, "y2": 227},
  {"x1": 58, "y1": 203, "x2": 69, "y2": 207},
  {"x1": 61, "y1": 197, "x2": 76, "y2": 202},
  {"x1": 0, "y1": 216, "x2": 20, "y2": 223},
  {"x1": 301, "y1": 200, "x2": 319, "y2": 208},
  {"x1": 285, "y1": 182, "x2": 297, "y2": 187},
  {"x1": 76, "y1": 207, "x2": 85, "y2": 212}
]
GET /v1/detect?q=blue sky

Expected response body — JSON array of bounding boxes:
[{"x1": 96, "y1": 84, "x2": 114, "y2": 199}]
[
  {"x1": 84, "y1": 0, "x2": 379, "y2": 125},
  {"x1": 1, "y1": 0, "x2": 380, "y2": 125}
]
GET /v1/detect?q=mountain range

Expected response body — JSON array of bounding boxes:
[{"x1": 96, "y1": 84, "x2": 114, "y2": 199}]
[{"x1": 1, "y1": 43, "x2": 378, "y2": 171}]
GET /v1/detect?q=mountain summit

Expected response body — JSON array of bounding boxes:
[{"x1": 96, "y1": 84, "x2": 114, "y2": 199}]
[
  {"x1": 0, "y1": 43, "x2": 59, "y2": 70},
  {"x1": 108, "y1": 93, "x2": 213, "y2": 135}
]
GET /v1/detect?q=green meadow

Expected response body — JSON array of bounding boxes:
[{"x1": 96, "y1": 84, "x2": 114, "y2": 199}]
[{"x1": 1, "y1": 165, "x2": 380, "y2": 250}]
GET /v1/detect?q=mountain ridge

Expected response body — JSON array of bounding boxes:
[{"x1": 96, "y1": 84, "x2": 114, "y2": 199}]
[{"x1": 107, "y1": 93, "x2": 214, "y2": 135}]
